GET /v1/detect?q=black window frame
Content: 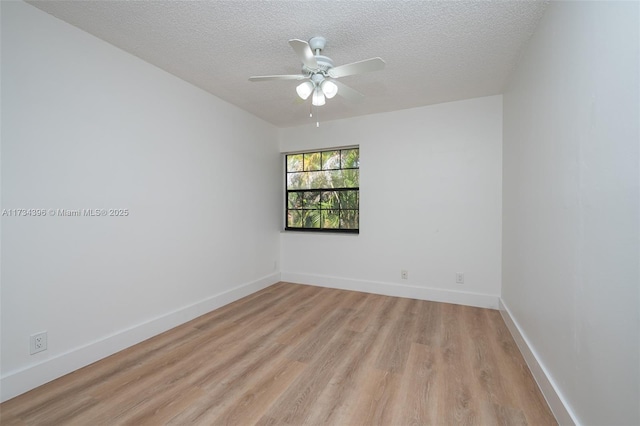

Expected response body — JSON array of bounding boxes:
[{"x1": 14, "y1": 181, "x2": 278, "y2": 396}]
[{"x1": 285, "y1": 147, "x2": 359, "y2": 234}]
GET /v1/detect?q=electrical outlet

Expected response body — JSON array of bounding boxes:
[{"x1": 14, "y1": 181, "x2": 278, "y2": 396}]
[
  {"x1": 456, "y1": 272, "x2": 465, "y2": 284},
  {"x1": 401, "y1": 270, "x2": 408, "y2": 280},
  {"x1": 30, "y1": 331, "x2": 48, "y2": 355}
]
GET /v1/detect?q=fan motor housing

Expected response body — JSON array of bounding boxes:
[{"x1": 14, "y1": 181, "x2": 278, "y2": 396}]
[{"x1": 303, "y1": 55, "x2": 334, "y2": 74}]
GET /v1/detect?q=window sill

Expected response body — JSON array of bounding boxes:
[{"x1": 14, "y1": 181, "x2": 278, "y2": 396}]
[{"x1": 280, "y1": 229, "x2": 359, "y2": 236}]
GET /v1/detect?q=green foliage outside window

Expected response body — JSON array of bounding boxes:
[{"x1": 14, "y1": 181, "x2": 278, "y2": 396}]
[{"x1": 286, "y1": 148, "x2": 359, "y2": 232}]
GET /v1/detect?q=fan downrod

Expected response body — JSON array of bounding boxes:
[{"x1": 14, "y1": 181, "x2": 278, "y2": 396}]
[{"x1": 308, "y1": 36, "x2": 327, "y2": 53}]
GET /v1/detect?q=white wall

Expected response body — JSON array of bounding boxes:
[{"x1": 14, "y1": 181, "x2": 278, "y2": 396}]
[
  {"x1": 1, "y1": 1, "x2": 281, "y2": 401},
  {"x1": 502, "y1": 2, "x2": 639, "y2": 425},
  {"x1": 280, "y1": 96, "x2": 503, "y2": 309}
]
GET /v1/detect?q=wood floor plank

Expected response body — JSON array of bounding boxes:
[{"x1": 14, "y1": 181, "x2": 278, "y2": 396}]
[
  {"x1": 304, "y1": 324, "x2": 391, "y2": 425},
  {"x1": 441, "y1": 303, "x2": 482, "y2": 425},
  {"x1": 414, "y1": 299, "x2": 443, "y2": 347},
  {"x1": 258, "y1": 327, "x2": 360, "y2": 425},
  {"x1": 0, "y1": 414, "x2": 26, "y2": 426},
  {"x1": 390, "y1": 342, "x2": 441, "y2": 425},
  {"x1": 18, "y1": 395, "x2": 99, "y2": 426},
  {"x1": 374, "y1": 297, "x2": 418, "y2": 373},
  {"x1": 211, "y1": 358, "x2": 306, "y2": 426},
  {"x1": 275, "y1": 287, "x2": 346, "y2": 347},
  {"x1": 345, "y1": 292, "x2": 385, "y2": 332},
  {"x1": 157, "y1": 341, "x2": 288, "y2": 424},
  {"x1": 347, "y1": 368, "x2": 402, "y2": 426},
  {"x1": 287, "y1": 307, "x2": 352, "y2": 363},
  {"x1": 131, "y1": 386, "x2": 206, "y2": 426},
  {"x1": 0, "y1": 283, "x2": 557, "y2": 426}
]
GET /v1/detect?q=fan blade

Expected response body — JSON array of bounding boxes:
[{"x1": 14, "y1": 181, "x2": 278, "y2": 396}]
[
  {"x1": 249, "y1": 75, "x2": 307, "y2": 82},
  {"x1": 328, "y1": 57, "x2": 386, "y2": 78},
  {"x1": 289, "y1": 39, "x2": 318, "y2": 70},
  {"x1": 333, "y1": 80, "x2": 365, "y2": 103}
]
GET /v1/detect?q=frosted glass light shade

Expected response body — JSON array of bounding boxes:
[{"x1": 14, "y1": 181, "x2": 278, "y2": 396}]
[
  {"x1": 312, "y1": 88, "x2": 326, "y2": 106},
  {"x1": 296, "y1": 81, "x2": 314, "y2": 100},
  {"x1": 321, "y1": 80, "x2": 338, "y2": 99}
]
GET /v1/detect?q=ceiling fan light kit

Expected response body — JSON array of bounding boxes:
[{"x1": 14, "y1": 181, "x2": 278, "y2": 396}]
[
  {"x1": 321, "y1": 80, "x2": 338, "y2": 99},
  {"x1": 312, "y1": 88, "x2": 326, "y2": 106},
  {"x1": 296, "y1": 81, "x2": 314, "y2": 100},
  {"x1": 249, "y1": 36, "x2": 385, "y2": 121}
]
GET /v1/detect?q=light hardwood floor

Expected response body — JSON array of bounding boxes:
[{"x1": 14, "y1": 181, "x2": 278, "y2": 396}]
[{"x1": 0, "y1": 282, "x2": 557, "y2": 425}]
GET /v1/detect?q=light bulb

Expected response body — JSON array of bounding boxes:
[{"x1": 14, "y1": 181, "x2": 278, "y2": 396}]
[
  {"x1": 312, "y1": 88, "x2": 326, "y2": 106},
  {"x1": 321, "y1": 80, "x2": 338, "y2": 99},
  {"x1": 296, "y1": 81, "x2": 314, "y2": 100}
]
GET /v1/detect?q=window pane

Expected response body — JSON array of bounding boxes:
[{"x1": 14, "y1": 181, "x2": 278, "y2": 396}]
[
  {"x1": 324, "y1": 170, "x2": 358, "y2": 188},
  {"x1": 302, "y1": 191, "x2": 320, "y2": 209},
  {"x1": 287, "y1": 192, "x2": 302, "y2": 209},
  {"x1": 322, "y1": 210, "x2": 340, "y2": 229},
  {"x1": 341, "y1": 148, "x2": 359, "y2": 169},
  {"x1": 287, "y1": 172, "x2": 308, "y2": 190},
  {"x1": 321, "y1": 191, "x2": 338, "y2": 209},
  {"x1": 302, "y1": 209, "x2": 321, "y2": 228},
  {"x1": 339, "y1": 191, "x2": 359, "y2": 209},
  {"x1": 289, "y1": 170, "x2": 359, "y2": 190},
  {"x1": 288, "y1": 209, "x2": 303, "y2": 227},
  {"x1": 306, "y1": 171, "x2": 344, "y2": 188},
  {"x1": 342, "y1": 169, "x2": 359, "y2": 188},
  {"x1": 311, "y1": 171, "x2": 331, "y2": 189},
  {"x1": 340, "y1": 210, "x2": 359, "y2": 229},
  {"x1": 287, "y1": 154, "x2": 303, "y2": 172},
  {"x1": 303, "y1": 152, "x2": 321, "y2": 171},
  {"x1": 322, "y1": 151, "x2": 341, "y2": 170},
  {"x1": 304, "y1": 171, "x2": 335, "y2": 189},
  {"x1": 326, "y1": 170, "x2": 344, "y2": 188}
]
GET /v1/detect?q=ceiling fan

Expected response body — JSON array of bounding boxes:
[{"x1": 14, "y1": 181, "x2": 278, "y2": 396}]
[{"x1": 249, "y1": 36, "x2": 385, "y2": 107}]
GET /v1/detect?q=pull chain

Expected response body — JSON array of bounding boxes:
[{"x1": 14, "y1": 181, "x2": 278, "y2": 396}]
[{"x1": 308, "y1": 97, "x2": 320, "y2": 127}]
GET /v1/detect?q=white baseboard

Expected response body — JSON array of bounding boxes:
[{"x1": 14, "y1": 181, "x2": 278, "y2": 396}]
[
  {"x1": 281, "y1": 271, "x2": 499, "y2": 309},
  {"x1": 499, "y1": 299, "x2": 578, "y2": 426},
  {"x1": 0, "y1": 272, "x2": 280, "y2": 403}
]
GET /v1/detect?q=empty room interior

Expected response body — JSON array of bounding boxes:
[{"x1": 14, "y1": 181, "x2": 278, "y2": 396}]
[{"x1": 1, "y1": 1, "x2": 639, "y2": 425}]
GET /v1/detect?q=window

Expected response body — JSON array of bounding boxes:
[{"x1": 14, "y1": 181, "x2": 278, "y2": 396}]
[{"x1": 285, "y1": 147, "x2": 359, "y2": 233}]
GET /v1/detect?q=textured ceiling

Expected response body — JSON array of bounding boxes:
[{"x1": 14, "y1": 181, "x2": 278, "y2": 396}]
[{"x1": 27, "y1": 1, "x2": 548, "y2": 128}]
